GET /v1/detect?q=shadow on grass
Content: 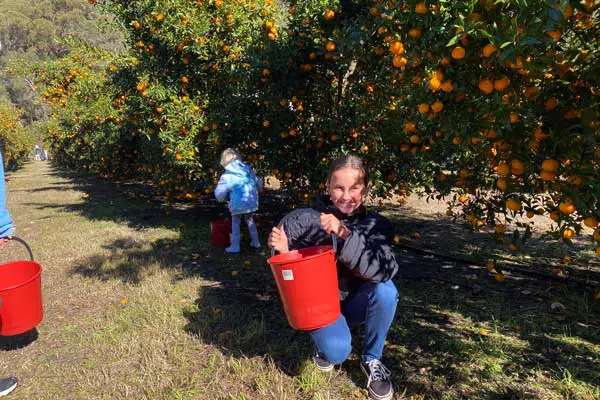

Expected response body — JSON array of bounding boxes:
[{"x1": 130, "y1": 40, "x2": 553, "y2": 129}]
[
  {"x1": 0, "y1": 328, "x2": 39, "y2": 351},
  {"x1": 69, "y1": 235, "x2": 203, "y2": 284},
  {"x1": 182, "y1": 285, "x2": 315, "y2": 377},
  {"x1": 26, "y1": 183, "x2": 81, "y2": 192},
  {"x1": 383, "y1": 275, "x2": 600, "y2": 399},
  {"x1": 25, "y1": 166, "x2": 600, "y2": 398},
  {"x1": 27, "y1": 166, "x2": 287, "y2": 230}
]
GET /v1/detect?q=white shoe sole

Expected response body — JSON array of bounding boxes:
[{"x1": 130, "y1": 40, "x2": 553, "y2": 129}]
[
  {"x1": 0, "y1": 382, "x2": 17, "y2": 397},
  {"x1": 366, "y1": 389, "x2": 393, "y2": 400}
]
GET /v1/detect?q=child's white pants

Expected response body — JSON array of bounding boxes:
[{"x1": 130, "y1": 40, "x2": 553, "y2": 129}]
[{"x1": 230, "y1": 213, "x2": 260, "y2": 249}]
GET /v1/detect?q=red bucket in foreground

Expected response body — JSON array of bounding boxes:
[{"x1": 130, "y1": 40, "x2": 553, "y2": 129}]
[
  {"x1": 268, "y1": 246, "x2": 340, "y2": 330},
  {"x1": 0, "y1": 260, "x2": 43, "y2": 336},
  {"x1": 210, "y1": 219, "x2": 231, "y2": 248}
]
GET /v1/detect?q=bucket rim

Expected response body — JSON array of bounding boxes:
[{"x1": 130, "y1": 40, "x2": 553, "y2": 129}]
[
  {"x1": 0, "y1": 260, "x2": 43, "y2": 292},
  {"x1": 267, "y1": 245, "x2": 334, "y2": 266},
  {"x1": 291, "y1": 314, "x2": 340, "y2": 331}
]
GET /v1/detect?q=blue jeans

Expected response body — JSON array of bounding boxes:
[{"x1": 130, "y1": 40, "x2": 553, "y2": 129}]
[{"x1": 309, "y1": 280, "x2": 399, "y2": 364}]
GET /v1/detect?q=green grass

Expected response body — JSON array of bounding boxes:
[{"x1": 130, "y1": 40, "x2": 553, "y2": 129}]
[{"x1": 1, "y1": 162, "x2": 599, "y2": 399}]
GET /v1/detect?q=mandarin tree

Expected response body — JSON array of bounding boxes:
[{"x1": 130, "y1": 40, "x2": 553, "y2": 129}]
[
  {"x1": 247, "y1": 0, "x2": 600, "y2": 254},
  {"x1": 38, "y1": 0, "x2": 600, "y2": 256},
  {"x1": 92, "y1": 0, "x2": 288, "y2": 203},
  {"x1": 24, "y1": 48, "x2": 129, "y2": 176}
]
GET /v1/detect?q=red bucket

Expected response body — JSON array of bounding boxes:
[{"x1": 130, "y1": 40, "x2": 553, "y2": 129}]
[
  {"x1": 268, "y1": 246, "x2": 340, "y2": 330},
  {"x1": 0, "y1": 260, "x2": 43, "y2": 336},
  {"x1": 210, "y1": 219, "x2": 231, "y2": 248}
]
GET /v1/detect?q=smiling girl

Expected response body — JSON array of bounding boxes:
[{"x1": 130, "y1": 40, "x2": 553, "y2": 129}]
[{"x1": 268, "y1": 154, "x2": 399, "y2": 400}]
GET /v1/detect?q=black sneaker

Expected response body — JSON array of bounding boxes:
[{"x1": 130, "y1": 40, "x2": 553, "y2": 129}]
[
  {"x1": 0, "y1": 377, "x2": 17, "y2": 398},
  {"x1": 360, "y1": 359, "x2": 393, "y2": 400},
  {"x1": 312, "y1": 354, "x2": 334, "y2": 372}
]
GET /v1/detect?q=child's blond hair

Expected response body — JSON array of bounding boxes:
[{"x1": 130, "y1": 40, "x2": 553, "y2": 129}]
[{"x1": 220, "y1": 148, "x2": 241, "y2": 167}]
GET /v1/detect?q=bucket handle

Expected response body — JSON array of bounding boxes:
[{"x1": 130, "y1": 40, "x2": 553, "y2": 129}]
[
  {"x1": 271, "y1": 234, "x2": 337, "y2": 257},
  {"x1": 1, "y1": 236, "x2": 34, "y2": 261}
]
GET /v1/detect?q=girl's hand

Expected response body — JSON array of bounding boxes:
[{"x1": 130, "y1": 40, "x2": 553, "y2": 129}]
[
  {"x1": 0, "y1": 236, "x2": 12, "y2": 245},
  {"x1": 268, "y1": 225, "x2": 289, "y2": 253},
  {"x1": 320, "y1": 213, "x2": 350, "y2": 239}
]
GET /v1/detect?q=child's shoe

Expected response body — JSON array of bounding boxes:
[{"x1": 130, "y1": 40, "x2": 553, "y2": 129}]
[
  {"x1": 360, "y1": 359, "x2": 393, "y2": 400},
  {"x1": 312, "y1": 354, "x2": 334, "y2": 372},
  {"x1": 0, "y1": 377, "x2": 18, "y2": 397}
]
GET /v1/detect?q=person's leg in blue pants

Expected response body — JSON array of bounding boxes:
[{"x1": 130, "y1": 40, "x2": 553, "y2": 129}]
[
  {"x1": 310, "y1": 280, "x2": 399, "y2": 363},
  {"x1": 309, "y1": 280, "x2": 398, "y2": 400}
]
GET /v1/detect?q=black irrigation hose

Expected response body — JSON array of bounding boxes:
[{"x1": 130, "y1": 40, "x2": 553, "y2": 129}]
[
  {"x1": 196, "y1": 280, "x2": 278, "y2": 293},
  {"x1": 395, "y1": 241, "x2": 600, "y2": 288},
  {"x1": 199, "y1": 276, "x2": 463, "y2": 297},
  {"x1": 194, "y1": 239, "x2": 599, "y2": 297}
]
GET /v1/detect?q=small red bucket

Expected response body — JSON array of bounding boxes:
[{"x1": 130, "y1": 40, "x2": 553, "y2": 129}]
[
  {"x1": 210, "y1": 219, "x2": 231, "y2": 248},
  {"x1": 0, "y1": 239, "x2": 43, "y2": 336},
  {"x1": 268, "y1": 246, "x2": 340, "y2": 330}
]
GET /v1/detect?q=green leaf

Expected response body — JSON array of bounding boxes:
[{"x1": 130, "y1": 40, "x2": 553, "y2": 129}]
[
  {"x1": 478, "y1": 29, "x2": 493, "y2": 39},
  {"x1": 446, "y1": 34, "x2": 461, "y2": 47}
]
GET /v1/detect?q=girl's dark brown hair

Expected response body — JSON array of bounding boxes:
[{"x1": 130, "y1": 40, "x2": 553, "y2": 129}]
[{"x1": 326, "y1": 154, "x2": 370, "y2": 190}]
